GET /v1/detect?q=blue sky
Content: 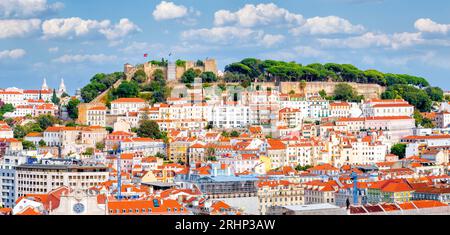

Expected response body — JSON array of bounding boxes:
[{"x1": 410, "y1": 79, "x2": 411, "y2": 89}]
[{"x1": 1, "y1": 0, "x2": 450, "y2": 93}]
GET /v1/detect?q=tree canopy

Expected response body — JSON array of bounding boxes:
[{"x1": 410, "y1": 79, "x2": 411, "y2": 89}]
[
  {"x1": 81, "y1": 72, "x2": 124, "y2": 103},
  {"x1": 67, "y1": 98, "x2": 81, "y2": 119},
  {"x1": 222, "y1": 58, "x2": 431, "y2": 92},
  {"x1": 137, "y1": 120, "x2": 163, "y2": 139},
  {"x1": 382, "y1": 84, "x2": 432, "y2": 112},
  {"x1": 114, "y1": 81, "x2": 140, "y2": 98},
  {"x1": 391, "y1": 143, "x2": 407, "y2": 159},
  {"x1": 333, "y1": 83, "x2": 363, "y2": 102}
]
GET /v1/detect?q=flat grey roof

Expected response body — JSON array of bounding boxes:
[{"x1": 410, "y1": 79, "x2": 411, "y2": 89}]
[{"x1": 283, "y1": 203, "x2": 341, "y2": 211}]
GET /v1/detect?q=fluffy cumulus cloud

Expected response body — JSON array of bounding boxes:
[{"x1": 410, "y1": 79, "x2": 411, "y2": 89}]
[
  {"x1": 0, "y1": 49, "x2": 26, "y2": 59},
  {"x1": 260, "y1": 34, "x2": 285, "y2": 47},
  {"x1": 0, "y1": 0, "x2": 63, "y2": 18},
  {"x1": 152, "y1": 1, "x2": 188, "y2": 21},
  {"x1": 318, "y1": 32, "x2": 423, "y2": 49},
  {"x1": 0, "y1": 19, "x2": 41, "y2": 39},
  {"x1": 41, "y1": 17, "x2": 140, "y2": 40},
  {"x1": 52, "y1": 54, "x2": 117, "y2": 63},
  {"x1": 181, "y1": 26, "x2": 263, "y2": 44},
  {"x1": 99, "y1": 18, "x2": 141, "y2": 41},
  {"x1": 290, "y1": 16, "x2": 365, "y2": 35},
  {"x1": 415, "y1": 18, "x2": 450, "y2": 34},
  {"x1": 214, "y1": 3, "x2": 303, "y2": 27}
]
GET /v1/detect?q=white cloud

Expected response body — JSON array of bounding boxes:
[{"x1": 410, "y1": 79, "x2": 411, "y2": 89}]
[
  {"x1": 0, "y1": 19, "x2": 41, "y2": 39},
  {"x1": 318, "y1": 32, "x2": 423, "y2": 49},
  {"x1": 53, "y1": 54, "x2": 117, "y2": 63},
  {"x1": 214, "y1": 3, "x2": 303, "y2": 27},
  {"x1": 153, "y1": 1, "x2": 188, "y2": 21},
  {"x1": 42, "y1": 17, "x2": 110, "y2": 39},
  {"x1": 415, "y1": 18, "x2": 450, "y2": 34},
  {"x1": 181, "y1": 26, "x2": 263, "y2": 44},
  {"x1": 41, "y1": 17, "x2": 140, "y2": 41},
  {"x1": 390, "y1": 32, "x2": 424, "y2": 49},
  {"x1": 0, "y1": 49, "x2": 26, "y2": 59},
  {"x1": 318, "y1": 32, "x2": 390, "y2": 48},
  {"x1": 99, "y1": 18, "x2": 141, "y2": 41},
  {"x1": 290, "y1": 16, "x2": 365, "y2": 35},
  {"x1": 260, "y1": 34, "x2": 285, "y2": 47},
  {"x1": 121, "y1": 41, "x2": 164, "y2": 54},
  {"x1": 48, "y1": 47, "x2": 58, "y2": 52},
  {"x1": 0, "y1": 0, "x2": 63, "y2": 18}
]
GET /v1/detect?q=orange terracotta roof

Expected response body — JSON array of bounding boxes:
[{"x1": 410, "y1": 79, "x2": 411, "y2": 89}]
[{"x1": 112, "y1": 98, "x2": 146, "y2": 103}]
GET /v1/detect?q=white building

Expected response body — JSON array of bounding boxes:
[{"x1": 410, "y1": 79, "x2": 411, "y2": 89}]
[
  {"x1": 209, "y1": 103, "x2": 250, "y2": 129},
  {"x1": 86, "y1": 106, "x2": 107, "y2": 127},
  {"x1": 363, "y1": 99, "x2": 414, "y2": 117},
  {"x1": 111, "y1": 98, "x2": 147, "y2": 116},
  {"x1": 14, "y1": 162, "x2": 109, "y2": 199}
]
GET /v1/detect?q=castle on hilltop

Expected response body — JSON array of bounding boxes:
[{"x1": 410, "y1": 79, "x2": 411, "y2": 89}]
[{"x1": 124, "y1": 58, "x2": 218, "y2": 82}]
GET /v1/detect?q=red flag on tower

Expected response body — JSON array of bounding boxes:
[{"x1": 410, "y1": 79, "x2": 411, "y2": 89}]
[{"x1": 144, "y1": 53, "x2": 148, "y2": 58}]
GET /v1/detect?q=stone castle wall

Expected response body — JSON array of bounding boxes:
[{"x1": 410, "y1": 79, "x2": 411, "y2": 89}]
[
  {"x1": 281, "y1": 82, "x2": 386, "y2": 99},
  {"x1": 141, "y1": 59, "x2": 218, "y2": 81}
]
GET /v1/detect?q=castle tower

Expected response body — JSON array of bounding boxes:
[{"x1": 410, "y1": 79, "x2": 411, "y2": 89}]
[
  {"x1": 42, "y1": 78, "x2": 49, "y2": 91},
  {"x1": 58, "y1": 78, "x2": 67, "y2": 95}
]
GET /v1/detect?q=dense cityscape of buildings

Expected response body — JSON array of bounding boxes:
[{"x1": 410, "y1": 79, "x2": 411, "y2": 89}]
[{"x1": 1, "y1": 68, "x2": 450, "y2": 216}]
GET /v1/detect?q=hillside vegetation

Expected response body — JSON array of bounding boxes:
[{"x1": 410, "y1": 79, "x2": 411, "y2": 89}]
[
  {"x1": 223, "y1": 58, "x2": 442, "y2": 112},
  {"x1": 79, "y1": 58, "x2": 443, "y2": 113}
]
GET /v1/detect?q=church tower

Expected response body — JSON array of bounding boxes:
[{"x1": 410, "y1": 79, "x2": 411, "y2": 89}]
[
  {"x1": 42, "y1": 78, "x2": 49, "y2": 91},
  {"x1": 58, "y1": 78, "x2": 67, "y2": 95}
]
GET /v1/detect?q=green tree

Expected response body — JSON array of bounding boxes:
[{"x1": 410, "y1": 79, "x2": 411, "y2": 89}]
[
  {"x1": 413, "y1": 110, "x2": 435, "y2": 128},
  {"x1": 221, "y1": 131, "x2": 230, "y2": 138},
  {"x1": 333, "y1": 83, "x2": 360, "y2": 101},
  {"x1": 67, "y1": 98, "x2": 81, "y2": 120},
  {"x1": 206, "y1": 156, "x2": 217, "y2": 161},
  {"x1": 84, "y1": 147, "x2": 94, "y2": 156},
  {"x1": 391, "y1": 143, "x2": 407, "y2": 159},
  {"x1": 96, "y1": 141, "x2": 105, "y2": 150},
  {"x1": 425, "y1": 87, "x2": 444, "y2": 102},
  {"x1": 22, "y1": 140, "x2": 36, "y2": 150},
  {"x1": 319, "y1": 89, "x2": 327, "y2": 98},
  {"x1": 176, "y1": 60, "x2": 186, "y2": 67},
  {"x1": 295, "y1": 165, "x2": 313, "y2": 171},
  {"x1": 114, "y1": 81, "x2": 140, "y2": 98},
  {"x1": 230, "y1": 130, "x2": 240, "y2": 137},
  {"x1": 155, "y1": 152, "x2": 165, "y2": 159},
  {"x1": 132, "y1": 69, "x2": 147, "y2": 83},
  {"x1": 201, "y1": 71, "x2": 217, "y2": 83},
  {"x1": 137, "y1": 120, "x2": 163, "y2": 139},
  {"x1": 51, "y1": 89, "x2": 60, "y2": 105},
  {"x1": 36, "y1": 114, "x2": 58, "y2": 130},
  {"x1": 181, "y1": 68, "x2": 197, "y2": 84},
  {"x1": 0, "y1": 104, "x2": 14, "y2": 119},
  {"x1": 38, "y1": 139, "x2": 47, "y2": 147},
  {"x1": 13, "y1": 125, "x2": 27, "y2": 139}
]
